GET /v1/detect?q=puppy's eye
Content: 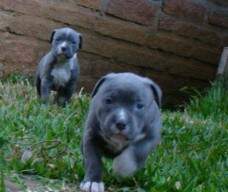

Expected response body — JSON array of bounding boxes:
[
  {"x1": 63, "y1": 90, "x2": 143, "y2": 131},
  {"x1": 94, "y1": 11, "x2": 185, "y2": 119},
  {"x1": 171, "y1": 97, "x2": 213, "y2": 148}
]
[
  {"x1": 105, "y1": 98, "x2": 112, "y2": 104},
  {"x1": 136, "y1": 103, "x2": 144, "y2": 110}
]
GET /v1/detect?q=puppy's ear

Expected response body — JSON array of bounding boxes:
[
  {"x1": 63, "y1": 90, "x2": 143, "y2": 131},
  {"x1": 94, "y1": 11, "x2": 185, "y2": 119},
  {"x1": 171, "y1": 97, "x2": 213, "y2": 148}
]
[
  {"x1": 91, "y1": 77, "x2": 106, "y2": 98},
  {"x1": 79, "y1": 34, "x2": 83, "y2": 49},
  {"x1": 50, "y1": 29, "x2": 56, "y2": 44},
  {"x1": 91, "y1": 73, "x2": 116, "y2": 97},
  {"x1": 144, "y1": 78, "x2": 162, "y2": 107}
]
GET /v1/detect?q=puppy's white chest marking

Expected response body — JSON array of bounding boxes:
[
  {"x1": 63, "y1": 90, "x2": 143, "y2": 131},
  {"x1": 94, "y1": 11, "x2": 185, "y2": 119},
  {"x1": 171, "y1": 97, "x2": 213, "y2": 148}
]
[
  {"x1": 101, "y1": 133, "x2": 129, "y2": 152},
  {"x1": 51, "y1": 61, "x2": 71, "y2": 87},
  {"x1": 101, "y1": 132, "x2": 146, "y2": 153},
  {"x1": 109, "y1": 136, "x2": 129, "y2": 152}
]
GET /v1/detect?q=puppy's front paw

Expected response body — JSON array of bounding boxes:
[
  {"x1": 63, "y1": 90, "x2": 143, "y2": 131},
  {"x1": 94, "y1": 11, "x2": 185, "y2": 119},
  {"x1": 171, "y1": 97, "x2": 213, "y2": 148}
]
[
  {"x1": 113, "y1": 147, "x2": 137, "y2": 177},
  {"x1": 80, "y1": 181, "x2": 104, "y2": 192}
]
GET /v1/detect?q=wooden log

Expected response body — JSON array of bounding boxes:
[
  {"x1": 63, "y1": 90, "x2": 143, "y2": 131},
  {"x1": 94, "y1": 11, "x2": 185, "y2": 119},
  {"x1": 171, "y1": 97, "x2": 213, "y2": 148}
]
[{"x1": 217, "y1": 47, "x2": 228, "y2": 88}]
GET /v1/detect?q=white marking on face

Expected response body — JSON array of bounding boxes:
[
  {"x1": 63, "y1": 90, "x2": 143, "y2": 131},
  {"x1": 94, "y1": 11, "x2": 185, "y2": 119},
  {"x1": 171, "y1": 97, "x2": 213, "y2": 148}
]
[
  {"x1": 57, "y1": 41, "x2": 67, "y2": 54},
  {"x1": 118, "y1": 109, "x2": 127, "y2": 121}
]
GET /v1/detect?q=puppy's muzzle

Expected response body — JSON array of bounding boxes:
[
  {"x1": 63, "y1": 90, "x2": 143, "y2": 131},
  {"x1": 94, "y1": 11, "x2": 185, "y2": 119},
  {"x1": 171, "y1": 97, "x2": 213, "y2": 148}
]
[
  {"x1": 57, "y1": 42, "x2": 68, "y2": 55},
  {"x1": 61, "y1": 46, "x2": 67, "y2": 52},
  {"x1": 116, "y1": 121, "x2": 126, "y2": 131},
  {"x1": 114, "y1": 109, "x2": 129, "y2": 132}
]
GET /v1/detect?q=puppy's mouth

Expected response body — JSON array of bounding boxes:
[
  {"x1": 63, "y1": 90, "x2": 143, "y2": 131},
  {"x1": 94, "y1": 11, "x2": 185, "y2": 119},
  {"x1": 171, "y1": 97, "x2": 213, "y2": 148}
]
[
  {"x1": 100, "y1": 131, "x2": 129, "y2": 143},
  {"x1": 57, "y1": 53, "x2": 71, "y2": 59},
  {"x1": 109, "y1": 133, "x2": 130, "y2": 150},
  {"x1": 57, "y1": 53, "x2": 65, "y2": 58}
]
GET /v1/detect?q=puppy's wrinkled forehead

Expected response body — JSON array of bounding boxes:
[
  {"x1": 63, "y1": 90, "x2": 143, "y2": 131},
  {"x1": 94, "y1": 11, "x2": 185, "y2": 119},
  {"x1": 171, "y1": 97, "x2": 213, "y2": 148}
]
[
  {"x1": 54, "y1": 28, "x2": 79, "y2": 42},
  {"x1": 99, "y1": 77, "x2": 149, "y2": 102}
]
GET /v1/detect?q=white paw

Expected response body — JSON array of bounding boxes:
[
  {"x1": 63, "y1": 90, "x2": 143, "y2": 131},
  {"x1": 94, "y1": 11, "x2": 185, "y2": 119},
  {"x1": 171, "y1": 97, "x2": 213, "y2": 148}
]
[{"x1": 80, "y1": 181, "x2": 104, "y2": 192}]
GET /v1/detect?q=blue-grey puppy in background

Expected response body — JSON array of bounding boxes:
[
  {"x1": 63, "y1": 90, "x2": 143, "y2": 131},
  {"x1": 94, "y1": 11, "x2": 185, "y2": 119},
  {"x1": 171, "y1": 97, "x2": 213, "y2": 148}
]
[
  {"x1": 36, "y1": 27, "x2": 82, "y2": 106},
  {"x1": 80, "y1": 73, "x2": 162, "y2": 192}
]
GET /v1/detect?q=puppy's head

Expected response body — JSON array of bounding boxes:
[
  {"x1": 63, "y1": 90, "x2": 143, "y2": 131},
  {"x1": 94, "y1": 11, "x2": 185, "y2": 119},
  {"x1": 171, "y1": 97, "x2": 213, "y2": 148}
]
[
  {"x1": 91, "y1": 73, "x2": 162, "y2": 143},
  {"x1": 50, "y1": 27, "x2": 82, "y2": 59}
]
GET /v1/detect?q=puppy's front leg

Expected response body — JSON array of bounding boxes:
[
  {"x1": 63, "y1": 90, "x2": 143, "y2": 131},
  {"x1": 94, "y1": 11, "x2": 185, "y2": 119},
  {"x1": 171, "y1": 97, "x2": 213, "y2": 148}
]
[
  {"x1": 113, "y1": 119, "x2": 161, "y2": 177},
  {"x1": 40, "y1": 78, "x2": 52, "y2": 103},
  {"x1": 112, "y1": 146, "x2": 137, "y2": 177},
  {"x1": 80, "y1": 138, "x2": 104, "y2": 192},
  {"x1": 113, "y1": 137, "x2": 160, "y2": 177}
]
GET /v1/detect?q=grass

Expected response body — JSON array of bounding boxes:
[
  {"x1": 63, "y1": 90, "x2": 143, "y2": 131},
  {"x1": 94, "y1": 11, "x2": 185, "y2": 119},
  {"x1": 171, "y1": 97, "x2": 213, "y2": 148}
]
[{"x1": 0, "y1": 76, "x2": 227, "y2": 192}]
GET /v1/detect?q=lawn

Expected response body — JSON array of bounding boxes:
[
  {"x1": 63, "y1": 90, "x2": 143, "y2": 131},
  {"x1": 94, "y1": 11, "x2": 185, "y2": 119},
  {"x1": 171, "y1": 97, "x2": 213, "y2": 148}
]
[{"x1": 0, "y1": 76, "x2": 227, "y2": 192}]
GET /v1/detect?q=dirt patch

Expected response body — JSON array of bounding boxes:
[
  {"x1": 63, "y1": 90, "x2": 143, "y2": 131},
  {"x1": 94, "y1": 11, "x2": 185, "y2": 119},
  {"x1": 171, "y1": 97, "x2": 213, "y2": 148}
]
[{"x1": 5, "y1": 175, "x2": 80, "y2": 192}]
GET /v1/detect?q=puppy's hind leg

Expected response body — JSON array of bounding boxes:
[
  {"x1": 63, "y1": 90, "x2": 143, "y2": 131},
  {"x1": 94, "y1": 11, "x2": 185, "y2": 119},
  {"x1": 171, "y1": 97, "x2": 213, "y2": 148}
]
[
  {"x1": 56, "y1": 86, "x2": 73, "y2": 106},
  {"x1": 36, "y1": 76, "x2": 41, "y2": 97}
]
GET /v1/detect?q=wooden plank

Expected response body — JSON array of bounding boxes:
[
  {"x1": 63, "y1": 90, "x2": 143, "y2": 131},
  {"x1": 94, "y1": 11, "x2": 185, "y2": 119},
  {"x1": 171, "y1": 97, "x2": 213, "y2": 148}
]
[{"x1": 217, "y1": 47, "x2": 228, "y2": 88}]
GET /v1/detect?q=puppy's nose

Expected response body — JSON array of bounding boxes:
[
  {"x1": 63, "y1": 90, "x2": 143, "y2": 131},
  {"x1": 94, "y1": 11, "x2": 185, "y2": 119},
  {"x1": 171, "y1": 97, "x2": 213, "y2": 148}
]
[
  {"x1": 61, "y1": 46, "x2": 66, "y2": 52},
  {"x1": 116, "y1": 121, "x2": 126, "y2": 131}
]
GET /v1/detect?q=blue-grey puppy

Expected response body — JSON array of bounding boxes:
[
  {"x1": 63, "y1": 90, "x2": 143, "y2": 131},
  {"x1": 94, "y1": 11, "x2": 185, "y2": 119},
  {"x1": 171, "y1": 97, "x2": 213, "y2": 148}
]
[
  {"x1": 80, "y1": 73, "x2": 162, "y2": 192},
  {"x1": 36, "y1": 27, "x2": 82, "y2": 106}
]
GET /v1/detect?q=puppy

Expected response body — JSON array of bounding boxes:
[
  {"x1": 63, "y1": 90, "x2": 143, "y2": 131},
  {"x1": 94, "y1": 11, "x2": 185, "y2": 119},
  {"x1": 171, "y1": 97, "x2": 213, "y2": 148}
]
[
  {"x1": 36, "y1": 27, "x2": 82, "y2": 106},
  {"x1": 80, "y1": 73, "x2": 162, "y2": 192}
]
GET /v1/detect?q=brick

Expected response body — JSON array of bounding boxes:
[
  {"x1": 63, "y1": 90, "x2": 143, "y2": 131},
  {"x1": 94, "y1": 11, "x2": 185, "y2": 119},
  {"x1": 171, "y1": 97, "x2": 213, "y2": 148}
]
[
  {"x1": 106, "y1": 0, "x2": 159, "y2": 25},
  {"x1": 84, "y1": 31, "x2": 168, "y2": 71},
  {"x1": 0, "y1": 11, "x2": 14, "y2": 31},
  {"x1": 0, "y1": 31, "x2": 48, "y2": 75},
  {"x1": 147, "y1": 32, "x2": 221, "y2": 64},
  {"x1": 0, "y1": 0, "x2": 44, "y2": 16},
  {"x1": 0, "y1": 0, "x2": 80, "y2": 16},
  {"x1": 159, "y1": 15, "x2": 221, "y2": 46},
  {"x1": 166, "y1": 55, "x2": 216, "y2": 80},
  {"x1": 144, "y1": 70, "x2": 210, "y2": 94},
  {"x1": 76, "y1": 51, "x2": 144, "y2": 79},
  {"x1": 83, "y1": 31, "x2": 215, "y2": 80},
  {"x1": 77, "y1": 0, "x2": 101, "y2": 10},
  {"x1": 163, "y1": 0, "x2": 206, "y2": 23},
  {"x1": 79, "y1": 52, "x2": 112, "y2": 77},
  {"x1": 209, "y1": 11, "x2": 228, "y2": 29},
  {"x1": 190, "y1": 45, "x2": 221, "y2": 65},
  {"x1": 8, "y1": 15, "x2": 61, "y2": 41},
  {"x1": 147, "y1": 33, "x2": 193, "y2": 57},
  {"x1": 47, "y1": 6, "x2": 97, "y2": 29},
  {"x1": 0, "y1": 0, "x2": 97, "y2": 29},
  {"x1": 94, "y1": 16, "x2": 149, "y2": 45}
]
